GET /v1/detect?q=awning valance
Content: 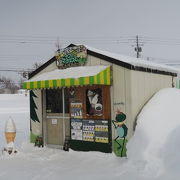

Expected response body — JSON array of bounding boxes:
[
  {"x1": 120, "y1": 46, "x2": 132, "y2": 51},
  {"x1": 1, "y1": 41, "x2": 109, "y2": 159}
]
[{"x1": 23, "y1": 66, "x2": 111, "y2": 90}]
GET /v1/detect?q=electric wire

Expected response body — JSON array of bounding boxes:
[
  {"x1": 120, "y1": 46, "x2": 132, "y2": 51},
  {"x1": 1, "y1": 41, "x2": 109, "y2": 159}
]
[
  {"x1": 1, "y1": 35, "x2": 180, "y2": 68},
  {"x1": 1, "y1": 35, "x2": 180, "y2": 45}
]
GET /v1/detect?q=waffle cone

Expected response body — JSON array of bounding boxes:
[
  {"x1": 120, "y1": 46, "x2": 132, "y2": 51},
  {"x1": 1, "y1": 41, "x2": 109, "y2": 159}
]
[{"x1": 5, "y1": 132, "x2": 16, "y2": 143}]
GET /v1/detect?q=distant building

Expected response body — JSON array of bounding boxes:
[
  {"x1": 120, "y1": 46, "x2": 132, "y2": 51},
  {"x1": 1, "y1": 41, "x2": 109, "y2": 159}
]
[{"x1": 23, "y1": 44, "x2": 178, "y2": 156}]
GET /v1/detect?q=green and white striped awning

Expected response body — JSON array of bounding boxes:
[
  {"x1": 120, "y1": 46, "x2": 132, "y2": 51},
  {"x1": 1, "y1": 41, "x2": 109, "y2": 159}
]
[{"x1": 23, "y1": 66, "x2": 111, "y2": 90}]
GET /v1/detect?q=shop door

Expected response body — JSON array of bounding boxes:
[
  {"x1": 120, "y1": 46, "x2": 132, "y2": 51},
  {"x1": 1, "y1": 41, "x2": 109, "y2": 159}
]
[
  {"x1": 46, "y1": 117, "x2": 64, "y2": 145},
  {"x1": 46, "y1": 89, "x2": 70, "y2": 147}
]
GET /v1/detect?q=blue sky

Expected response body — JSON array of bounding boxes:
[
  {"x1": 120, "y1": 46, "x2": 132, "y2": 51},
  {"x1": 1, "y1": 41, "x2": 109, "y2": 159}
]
[{"x1": 1, "y1": 0, "x2": 180, "y2": 81}]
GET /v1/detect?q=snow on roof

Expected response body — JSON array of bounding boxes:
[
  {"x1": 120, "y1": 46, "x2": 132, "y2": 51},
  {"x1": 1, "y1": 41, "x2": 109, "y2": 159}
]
[
  {"x1": 85, "y1": 45, "x2": 180, "y2": 74},
  {"x1": 27, "y1": 65, "x2": 109, "y2": 82}
]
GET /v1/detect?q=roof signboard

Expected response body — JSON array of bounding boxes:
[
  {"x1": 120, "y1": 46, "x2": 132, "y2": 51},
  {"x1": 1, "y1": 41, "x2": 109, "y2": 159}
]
[{"x1": 55, "y1": 45, "x2": 87, "y2": 68}]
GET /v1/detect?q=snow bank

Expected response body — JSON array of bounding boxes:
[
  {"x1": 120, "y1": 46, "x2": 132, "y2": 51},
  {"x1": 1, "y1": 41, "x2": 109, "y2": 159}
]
[
  {"x1": 127, "y1": 88, "x2": 180, "y2": 178},
  {"x1": 0, "y1": 94, "x2": 29, "y2": 149}
]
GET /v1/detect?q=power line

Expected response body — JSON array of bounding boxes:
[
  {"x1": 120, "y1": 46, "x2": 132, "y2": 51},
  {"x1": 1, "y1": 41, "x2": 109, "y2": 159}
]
[
  {"x1": 2, "y1": 35, "x2": 180, "y2": 46},
  {"x1": 2, "y1": 35, "x2": 180, "y2": 63},
  {"x1": 0, "y1": 82, "x2": 20, "y2": 85},
  {"x1": 0, "y1": 68, "x2": 33, "y2": 72}
]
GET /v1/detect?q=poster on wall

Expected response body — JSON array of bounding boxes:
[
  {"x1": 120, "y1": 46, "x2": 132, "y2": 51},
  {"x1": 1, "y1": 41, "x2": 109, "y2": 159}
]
[
  {"x1": 70, "y1": 101, "x2": 83, "y2": 119},
  {"x1": 95, "y1": 120, "x2": 108, "y2": 132},
  {"x1": 95, "y1": 131, "x2": 109, "y2": 143},
  {"x1": 70, "y1": 119, "x2": 109, "y2": 143},
  {"x1": 82, "y1": 131, "x2": 95, "y2": 142},
  {"x1": 71, "y1": 119, "x2": 83, "y2": 140},
  {"x1": 95, "y1": 120, "x2": 109, "y2": 143},
  {"x1": 82, "y1": 120, "x2": 95, "y2": 142},
  {"x1": 86, "y1": 89, "x2": 103, "y2": 116}
]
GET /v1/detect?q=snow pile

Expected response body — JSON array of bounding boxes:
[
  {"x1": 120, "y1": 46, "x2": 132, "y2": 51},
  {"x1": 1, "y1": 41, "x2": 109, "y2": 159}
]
[{"x1": 127, "y1": 88, "x2": 180, "y2": 178}]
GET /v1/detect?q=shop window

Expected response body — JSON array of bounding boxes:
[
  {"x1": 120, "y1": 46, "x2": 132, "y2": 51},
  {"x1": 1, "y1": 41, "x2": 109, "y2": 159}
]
[
  {"x1": 46, "y1": 89, "x2": 69, "y2": 113},
  {"x1": 86, "y1": 88, "x2": 103, "y2": 116}
]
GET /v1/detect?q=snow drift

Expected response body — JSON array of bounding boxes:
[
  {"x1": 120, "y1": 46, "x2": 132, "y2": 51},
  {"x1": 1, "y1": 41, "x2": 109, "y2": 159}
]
[{"x1": 127, "y1": 88, "x2": 180, "y2": 178}]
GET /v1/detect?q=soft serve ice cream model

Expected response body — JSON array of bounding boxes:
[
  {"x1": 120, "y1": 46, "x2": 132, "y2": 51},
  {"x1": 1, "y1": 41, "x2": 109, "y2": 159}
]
[{"x1": 3, "y1": 117, "x2": 17, "y2": 154}]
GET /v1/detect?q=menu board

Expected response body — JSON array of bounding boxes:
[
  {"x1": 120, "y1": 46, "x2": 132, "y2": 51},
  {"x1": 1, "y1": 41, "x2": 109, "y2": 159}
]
[
  {"x1": 95, "y1": 120, "x2": 109, "y2": 143},
  {"x1": 71, "y1": 119, "x2": 83, "y2": 140},
  {"x1": 71, "y1": 119, "x2": 109, "y2": 143},
  {"x1": 70, "y1": 101, "x2": 83, "y2": 119},
  {"x1": 82, "y1": 120, "x2": 95, "y2": 142},
  {"x1": 95, "y1": 120, "x2": 108, "y2": 132}
]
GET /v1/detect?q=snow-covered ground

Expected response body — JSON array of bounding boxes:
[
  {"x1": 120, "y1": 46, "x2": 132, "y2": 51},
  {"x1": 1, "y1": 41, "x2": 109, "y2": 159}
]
[
  {"x1": 0, "y1": 89, "x2": 180, "y2": 180},
  {"x1": 0, "y1": 94, "x2": 29, "y2": 149}
]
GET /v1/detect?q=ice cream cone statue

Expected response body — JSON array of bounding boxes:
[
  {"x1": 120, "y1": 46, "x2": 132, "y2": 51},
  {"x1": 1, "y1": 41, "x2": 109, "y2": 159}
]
[
  {"x1": 5, "y1": 117, "x2": 16, "y2": 144},
  {"x1": 3, "y1": 117, "x2": 17, "y2": 154}
]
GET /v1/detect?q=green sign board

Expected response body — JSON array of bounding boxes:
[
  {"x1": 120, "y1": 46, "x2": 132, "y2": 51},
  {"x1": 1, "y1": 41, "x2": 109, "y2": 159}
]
[{"x1": 56, "y1": 45, "x2": 87, "y2": 67}]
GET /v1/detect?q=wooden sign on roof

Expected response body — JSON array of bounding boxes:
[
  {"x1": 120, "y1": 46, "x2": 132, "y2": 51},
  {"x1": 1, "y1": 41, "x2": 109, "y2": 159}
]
[{"x1": 55, "y1": 45, "x2": 87, "y2": 68}]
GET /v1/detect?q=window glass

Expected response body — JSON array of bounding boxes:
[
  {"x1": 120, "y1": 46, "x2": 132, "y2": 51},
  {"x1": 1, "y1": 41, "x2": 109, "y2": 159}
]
[
  {"x1": 46, "y1": 89, "x2": 69, "y2": 113},
  {"x1": 64, "y1": 89, "x2": 70, "y2": 113}
]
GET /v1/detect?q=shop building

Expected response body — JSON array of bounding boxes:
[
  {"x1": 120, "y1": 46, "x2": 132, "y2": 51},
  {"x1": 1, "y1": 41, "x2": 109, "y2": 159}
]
[{"x1": 23, "y1": 44, "x2": 177, "y2": 156}]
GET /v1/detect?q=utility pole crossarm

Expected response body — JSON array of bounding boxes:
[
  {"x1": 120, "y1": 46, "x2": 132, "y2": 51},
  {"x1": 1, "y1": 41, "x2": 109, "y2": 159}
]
[{"x1": 134, "y1": 35, "x2": 142, "y2": 58}]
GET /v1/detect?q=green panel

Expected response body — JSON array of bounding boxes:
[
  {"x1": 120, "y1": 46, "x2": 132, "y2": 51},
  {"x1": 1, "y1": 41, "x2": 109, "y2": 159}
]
[
  {"x1": 53, "y1": 80, "x2": 57, "y2": 87},
  {"x1": 70, "y1": 78, "x2": 75, "y2": 86},
  {"x1": 79, "y1": 77, "x2": 84, "y2": 85},
  {"x1": 103, "y1": 69, "x2": 107, "y2": 84},
  {"x1": 23, "y1": 82, "x2": 27, "y2": 89},
  {"x1": 97, "y1": 73, "x2": 101, "y2": 84},
  {"x1": 61, "y1": 79, "x2": 65, "y2": 87},
  {"x1": 45, "y1": 80, "x2": 49, "y2": 88},
  {"x1": 37, "y1": 81, "x2": 41, "y2": 88},
  {"x1": 113, "y1": 139, "x2": 128, "y2": 157},
  {"x1": 30, "y1": 82, "x2": 34, "y2": 89},
  {"x1": 89, "y1": 76, "x2": 94, "y2": 85}
]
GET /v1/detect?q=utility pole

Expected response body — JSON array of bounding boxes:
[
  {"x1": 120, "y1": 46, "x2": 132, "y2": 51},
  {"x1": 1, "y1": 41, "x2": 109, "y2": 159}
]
[
  {"x1": 55, "y1": 37, "x2": 61, "y2": 51},
  {"x1": 134, "y1": 35, "x2": 142, "y2": 58}
]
